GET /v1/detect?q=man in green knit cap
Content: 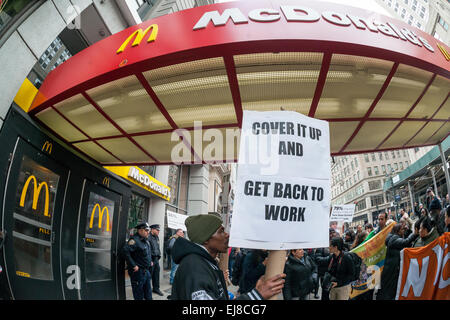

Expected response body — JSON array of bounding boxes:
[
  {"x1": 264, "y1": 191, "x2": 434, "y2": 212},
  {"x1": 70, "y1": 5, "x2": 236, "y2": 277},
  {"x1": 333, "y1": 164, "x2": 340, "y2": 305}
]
[{"x1": 170, "y1": 213, "x2": 285, "y2": 300}]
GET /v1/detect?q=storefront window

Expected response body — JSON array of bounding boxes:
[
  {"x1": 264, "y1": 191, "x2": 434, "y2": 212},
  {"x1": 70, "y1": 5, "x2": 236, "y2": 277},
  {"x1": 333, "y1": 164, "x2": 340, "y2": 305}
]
[
  {"x1": 13, "y1": 155, "x2": 59, "y2": 280},
  {"x1": 84, "y1": 192, "x2": 114, "y2": 282},
  {"x1": 0, "y1": 0, "x2": 36, "y2": 35},
  {"x1": 127, "y1": 193, "x2": 148, "y2": 237},
  {"x1": 167, "y1": 165, "x2": 180, "y2": 206}
]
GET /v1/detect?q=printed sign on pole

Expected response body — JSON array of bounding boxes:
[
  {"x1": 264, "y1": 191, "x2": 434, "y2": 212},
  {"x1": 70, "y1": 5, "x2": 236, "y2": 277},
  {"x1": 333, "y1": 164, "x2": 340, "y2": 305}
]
[
  {"x1": 229, "y1": 111, "x2": 331, "y2": 250},
  {"x1": 166, "y1": 210, "x2": 187, "y2": 231},
  {"x1": 330, "y1": 204, "x2": 356, "y2": 223}
]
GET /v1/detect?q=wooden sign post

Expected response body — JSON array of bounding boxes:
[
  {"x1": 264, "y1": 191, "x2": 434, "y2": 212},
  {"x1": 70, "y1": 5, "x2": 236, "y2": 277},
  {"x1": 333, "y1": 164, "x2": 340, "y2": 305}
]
[{"x1": 264, "y1": 250, "x2": 287, "y2": 300}]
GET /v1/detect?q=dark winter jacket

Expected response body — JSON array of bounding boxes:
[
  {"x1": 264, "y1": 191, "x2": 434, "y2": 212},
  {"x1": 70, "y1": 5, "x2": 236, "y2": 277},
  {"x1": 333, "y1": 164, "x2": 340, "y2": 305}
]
[
  {"x1": 379, "y1": 232, "x2": 418, "y2": 300},
  {"x1": 239, "y1": 250, "x2": 266, "y2": 294},
  {"x1": 283, "y1": 254, "x2": 318, "y2": 300},
  {"x1": 121, "y1": 234, "x2": 152, "y2": 271},
  {"x1": 149, "y1": 233, "x2": 161, "y2": 259},
  {"x1": 413, "y1": 227, "x2": 439, "y2": 248},
  {"x1": 327, "y1": 252, "x2": 355, "y2": 288},
  {"x1": 313, "y1": 247, "x2": 330, "y2": 276},
  {"x1": 171, "y1": 237, "x2": 262, "y2": 300}
]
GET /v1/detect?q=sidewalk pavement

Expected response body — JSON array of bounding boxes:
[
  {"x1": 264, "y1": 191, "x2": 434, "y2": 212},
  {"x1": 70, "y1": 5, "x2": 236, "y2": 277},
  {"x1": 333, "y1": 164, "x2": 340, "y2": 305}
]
[{"x1": 125, "y1": 269, "x2": 172, "y2": 300}]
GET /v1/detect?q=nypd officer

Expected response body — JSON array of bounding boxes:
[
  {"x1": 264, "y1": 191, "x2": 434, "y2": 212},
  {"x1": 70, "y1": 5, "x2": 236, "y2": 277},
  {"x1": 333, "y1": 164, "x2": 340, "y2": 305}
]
[
  {"x1": 122, "y1": 222, "x2": 153, "y2": 300},
  {"x1": 149, "y1": 224, "x2": 163, "y2": 296}
]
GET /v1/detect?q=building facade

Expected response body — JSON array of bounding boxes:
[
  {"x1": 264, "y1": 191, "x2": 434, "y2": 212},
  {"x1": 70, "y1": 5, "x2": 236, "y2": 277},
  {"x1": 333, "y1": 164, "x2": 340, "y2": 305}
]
[
  {"x1": 331, "y1": 147, "x2": 433, "y2": 227},
  {"x1": 0, "y1": 0, "x2": 227, "y2": 300},
  {"x1": 375, "y1": 0, "x2": 450, "y2": 45}
]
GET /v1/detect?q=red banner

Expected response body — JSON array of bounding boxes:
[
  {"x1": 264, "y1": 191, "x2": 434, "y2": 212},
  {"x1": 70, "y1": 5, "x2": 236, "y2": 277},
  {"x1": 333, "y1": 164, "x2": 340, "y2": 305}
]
[{"x1": 396, "y1": 232, "x2": 450, "y2": 300}]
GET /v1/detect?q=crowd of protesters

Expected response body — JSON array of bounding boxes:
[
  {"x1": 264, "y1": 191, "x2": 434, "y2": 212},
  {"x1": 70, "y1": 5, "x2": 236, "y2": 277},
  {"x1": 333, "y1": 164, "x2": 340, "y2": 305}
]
[
  {"x1": 124, "y1": 189, "x2": 448, "y2": 300},
  {"x1": 226, "y1": 189, "x2": 449, "y2": 301}
]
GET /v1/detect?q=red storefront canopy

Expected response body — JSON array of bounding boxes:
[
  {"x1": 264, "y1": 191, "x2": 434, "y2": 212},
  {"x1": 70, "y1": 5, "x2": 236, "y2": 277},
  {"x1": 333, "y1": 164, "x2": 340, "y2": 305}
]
[{"x1": 29, "y1": 0, "x2": 449, "y2": 165}]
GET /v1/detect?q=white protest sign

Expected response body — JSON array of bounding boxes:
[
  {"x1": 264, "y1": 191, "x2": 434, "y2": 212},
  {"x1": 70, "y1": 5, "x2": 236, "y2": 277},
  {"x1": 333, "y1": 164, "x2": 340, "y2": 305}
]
[
  {"x1": 229, "y1": 111, "x2": 331, "y2": 250},
  {"x1": 330, "y1": 204, "x2": 356, "y2": 223},
  {"x1": 166, "y1": 210, "x2": 187, "y2": 231}
]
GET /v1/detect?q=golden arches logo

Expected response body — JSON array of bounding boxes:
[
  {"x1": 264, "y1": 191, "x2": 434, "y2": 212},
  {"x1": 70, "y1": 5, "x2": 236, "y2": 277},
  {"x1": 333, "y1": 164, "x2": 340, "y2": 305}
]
[
  {"x1": 116, "y1": 24, "x2": 158, "y2": 54},
  {"x1": 19, "y1": 175, "x2": 50, "y2": 217},
  {"x1": 42, "y1": 141, "x2": 52, "y2": 154},
  {"x1": 102, "y1": 177, "x2": 110, "y2": 187},
  {"x1": 89, "y1": 204, "x2": 111, "y2": 232}
]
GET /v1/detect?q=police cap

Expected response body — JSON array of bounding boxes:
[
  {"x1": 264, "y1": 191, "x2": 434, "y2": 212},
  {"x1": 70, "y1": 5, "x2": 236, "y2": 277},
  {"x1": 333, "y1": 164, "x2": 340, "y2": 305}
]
[
  {"x1": 136, "y1": 222, "x2": 150, "y2": 230},
  {"x1": 150, "y1": 224, "x2": 160, "y2": 231}
]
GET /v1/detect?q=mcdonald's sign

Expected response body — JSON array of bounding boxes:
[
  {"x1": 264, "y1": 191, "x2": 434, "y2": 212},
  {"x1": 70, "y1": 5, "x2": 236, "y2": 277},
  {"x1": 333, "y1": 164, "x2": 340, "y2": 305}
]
[
  {"x1": 102, "y1": 177, "x2": 110, "y2": 187},
  {"x1": 89, "y1": 204, "x2": 111, "y2": 232},
  {"x1": 116, "y1": 24, "x2": 158, "y2": 54},
  {"x1": 42, "y1": 141, "x2": 52, "y2": 154},
  {"x1": 19, "y1": 175, "x2": 50, "y2": 217}
]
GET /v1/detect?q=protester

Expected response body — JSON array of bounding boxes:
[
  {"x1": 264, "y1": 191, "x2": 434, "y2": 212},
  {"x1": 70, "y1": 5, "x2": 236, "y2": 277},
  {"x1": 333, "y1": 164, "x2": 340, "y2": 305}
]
[
  {"x1": 443, "y1": 194, "x2": 449, "y2": 209},
  {"x1": 231, "y1": 248, "x2": 248, "y2": 288},
  {"x1": 413, "y1": 216, "x2": 439, "y2": 248},
  {"x1": 426, "y1": 187, "x2": 439, "y2": 212},
  {"x1": 399, "y1": 211, "x2": 414, "y2": 238},
  {"x1": 312, "y1": 228, "x2": 337, "y2": 300},
  {"x1": 239, "y1": 249, "x2": 268, "y2": 294},
  {"x1": 420, "y1": 207, "x2": 429, "y2": 218},
  {"x1": 313, "y1": 246, "x2": 330, "y2": 300},
  {"x1": 228, "y1": 247, "x2": 238, "y2": 278},
  {"x1": 429, "y1": 197, "x2": 446, "y2": 235},
  {"x1": 374, "y1": 212, "x2": 388, "y2": 235},
  {"x1": 343, "y1": 230, "x2": 355, "y2": 252},
  {"x1": 413, "y1": 216, "x2": 424, "y2": 235},
  {"x1": 356, "y1": 224, "x2": 363, "y2": 236},
  {"x1": 364, "y1": 223, "x2": 373, "y2": 234},
  {"x1": 320, "y1": 237, "x2": 355, "y2": 300},
  {"x1": 377, "y1": 223, "x2": 418, "y2": 300},
  {"x1": 122, "y1": 222, "x2": 153, "y2": 300},
  {"x1": 167, "y1": 228, "x2": 184, "y2": 285},
  {"x1": 283, "y1": 249, "x2": 318, "y2": 300},
  {"x1": 445, "y1": 206, "x2": 450, "y2": 233},
  {"x1": 170, "y1": 214, "x2": 285, "y2": 300},
  {"x1": 414, "y1": 202, "x2": 421, "y2": 219}
]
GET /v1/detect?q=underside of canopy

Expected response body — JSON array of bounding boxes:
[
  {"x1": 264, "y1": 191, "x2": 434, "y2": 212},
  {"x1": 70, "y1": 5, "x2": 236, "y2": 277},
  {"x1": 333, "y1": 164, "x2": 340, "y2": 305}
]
[{"x1": 28, "y1": 1, "x2": 450, "y2": 166}]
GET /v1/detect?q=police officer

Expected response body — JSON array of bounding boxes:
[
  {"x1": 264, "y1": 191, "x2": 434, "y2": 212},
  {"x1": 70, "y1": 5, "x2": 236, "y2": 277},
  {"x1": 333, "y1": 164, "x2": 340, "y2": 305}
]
[
  {"x1": 149, "y1": 224, "x2": 163, "y2": 296},
  {"x1": 122, "y1": 222, "x2": 153, "y2": 300}
]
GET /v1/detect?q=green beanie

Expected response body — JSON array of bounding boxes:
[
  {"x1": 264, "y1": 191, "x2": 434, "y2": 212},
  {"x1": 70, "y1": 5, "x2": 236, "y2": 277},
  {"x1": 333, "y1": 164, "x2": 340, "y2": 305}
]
[{"x1": 185, "y1": 214, "x2": 223, "y2": 244}]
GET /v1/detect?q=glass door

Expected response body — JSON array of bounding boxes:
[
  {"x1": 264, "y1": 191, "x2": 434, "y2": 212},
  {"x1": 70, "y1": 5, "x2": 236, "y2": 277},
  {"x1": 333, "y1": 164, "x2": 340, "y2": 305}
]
[
  {"x1": 77, "y1": 180, "x2": 121, "y2": 300},
  {"x1": 2, "y1": 138, "x2": 68, "y2": 299}
]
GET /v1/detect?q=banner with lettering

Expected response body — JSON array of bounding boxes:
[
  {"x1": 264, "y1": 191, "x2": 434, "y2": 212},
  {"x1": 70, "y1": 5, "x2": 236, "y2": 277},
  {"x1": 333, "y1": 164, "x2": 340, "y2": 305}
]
[
  {"x1": 229, "y1": 111, "x2": 330, "y2": 250},
  {"x1": 349, "y1": 222, "x2": 396, "y2": 299},
  {"x1": 166, "y1": 210, "x2": 188, "y2": 231},
  {"x1": 396, "y1": 232, "x2": 450, "y2": 300}
]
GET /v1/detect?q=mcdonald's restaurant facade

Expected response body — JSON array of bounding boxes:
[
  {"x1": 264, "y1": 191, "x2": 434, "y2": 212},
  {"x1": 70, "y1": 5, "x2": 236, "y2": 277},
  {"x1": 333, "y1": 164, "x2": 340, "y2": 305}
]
[
  {"x1": 0, "y1": 106, "x2": 173, "y2": 300},
  {"x1": 1, "y1": 0, "x2": 449, "y2": 300}
]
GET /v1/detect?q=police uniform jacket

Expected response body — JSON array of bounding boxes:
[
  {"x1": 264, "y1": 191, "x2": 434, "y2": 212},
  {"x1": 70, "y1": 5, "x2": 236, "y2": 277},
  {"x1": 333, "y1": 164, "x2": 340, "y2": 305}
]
[
  {"x1": 122, "y1": 234, "x2": 153, "y2": 271},
  {"x1": 149, "y1": 233, "x2": 161, "y2": 259}
]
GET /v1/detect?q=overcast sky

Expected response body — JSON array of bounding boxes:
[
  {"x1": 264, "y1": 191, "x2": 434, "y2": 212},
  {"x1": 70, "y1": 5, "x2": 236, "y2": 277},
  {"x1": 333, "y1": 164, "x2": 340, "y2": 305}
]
[{"x1": 215, "y1": 0, "x2": 392, "y2": 17}]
